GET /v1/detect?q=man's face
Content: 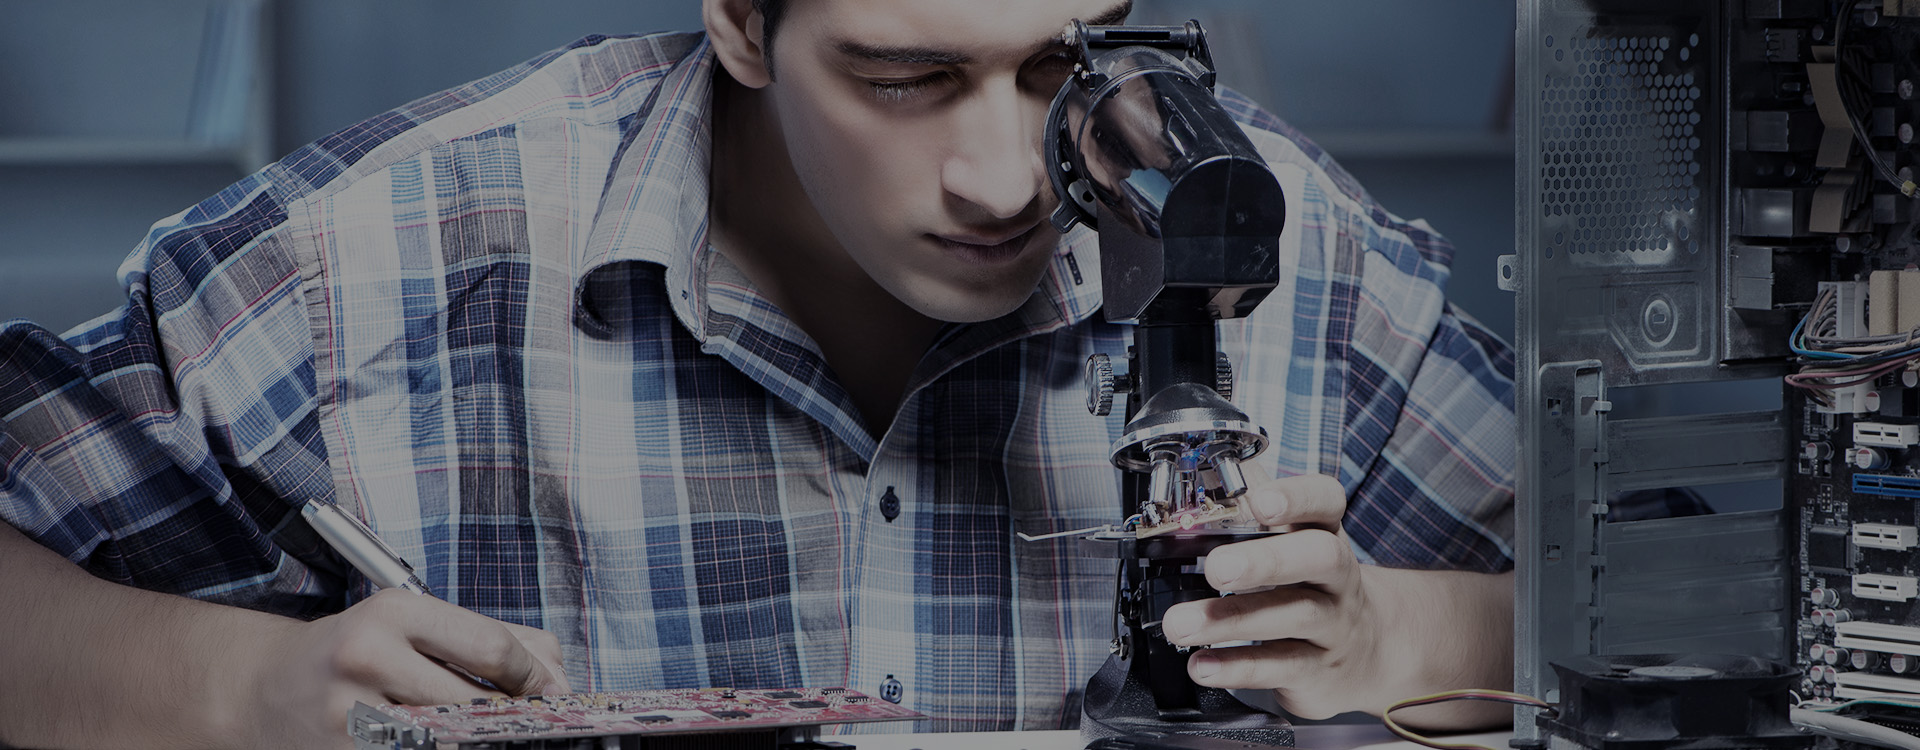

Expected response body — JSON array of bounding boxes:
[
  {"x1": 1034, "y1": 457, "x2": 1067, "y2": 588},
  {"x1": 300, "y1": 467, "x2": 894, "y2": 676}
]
[{"x1": 761, "y1": 0, "x2": 1131, "y2": 323}]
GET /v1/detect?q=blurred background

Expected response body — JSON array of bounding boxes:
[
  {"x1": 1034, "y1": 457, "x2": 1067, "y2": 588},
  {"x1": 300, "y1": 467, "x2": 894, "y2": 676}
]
[{"x1": 0, "y1": 0, "x2": 1515, "y2": 338}]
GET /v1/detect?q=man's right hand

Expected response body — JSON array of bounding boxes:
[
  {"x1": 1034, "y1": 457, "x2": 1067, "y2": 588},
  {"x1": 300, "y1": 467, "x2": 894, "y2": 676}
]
[
  {"x1": 0, "y1": 521, "x2": 571, "y2": 750},
  {"x1": 233, "y1": 588, "x2": 573, "y2": 750}
]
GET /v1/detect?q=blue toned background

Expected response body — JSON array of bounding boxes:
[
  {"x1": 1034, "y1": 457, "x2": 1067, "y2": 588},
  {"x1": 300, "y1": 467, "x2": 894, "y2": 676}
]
[{"x1": 0, "y1": 0, "x2": 1515, "y2": 339}]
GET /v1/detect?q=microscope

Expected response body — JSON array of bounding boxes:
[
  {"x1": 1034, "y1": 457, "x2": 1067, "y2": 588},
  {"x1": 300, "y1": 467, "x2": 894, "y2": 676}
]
[{"x1": 1043, "y1": 19, "x2": 1294, "y2": 747}]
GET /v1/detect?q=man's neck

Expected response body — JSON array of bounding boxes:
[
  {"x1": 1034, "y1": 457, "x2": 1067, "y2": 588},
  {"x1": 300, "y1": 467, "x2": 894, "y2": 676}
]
[{"x1": 708, "y1": 71, "x2": 943, "y2": 439}]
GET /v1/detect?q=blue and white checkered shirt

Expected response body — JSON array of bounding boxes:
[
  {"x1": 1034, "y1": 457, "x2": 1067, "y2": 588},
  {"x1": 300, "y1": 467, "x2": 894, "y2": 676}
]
[{"x1": 0, "y1": 33, "x2": 1516, "y2": 731}]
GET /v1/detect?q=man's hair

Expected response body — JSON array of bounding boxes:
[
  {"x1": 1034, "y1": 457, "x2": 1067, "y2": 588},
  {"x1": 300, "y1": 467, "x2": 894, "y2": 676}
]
[{"x1": 752, "y1": 0, "x2": 790, "y2": 76}]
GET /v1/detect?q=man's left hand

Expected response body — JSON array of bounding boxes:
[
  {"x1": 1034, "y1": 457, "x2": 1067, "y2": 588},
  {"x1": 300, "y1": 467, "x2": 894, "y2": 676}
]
[{"x1": 1158, "y1": 469, "x2": 1514, "y2": 730}]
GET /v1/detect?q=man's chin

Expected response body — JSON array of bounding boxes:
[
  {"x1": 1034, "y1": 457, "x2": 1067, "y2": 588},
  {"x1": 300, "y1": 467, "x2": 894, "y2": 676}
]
[{"x1": 894, "y1": 279, "x2": 1042, "y2": 324}]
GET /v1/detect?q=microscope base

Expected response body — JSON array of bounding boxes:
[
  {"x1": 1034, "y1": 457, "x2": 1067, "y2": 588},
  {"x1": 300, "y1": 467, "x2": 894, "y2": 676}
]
[{"x1": 1079, "y1": 653, "x2": 1295, "y2": 747}]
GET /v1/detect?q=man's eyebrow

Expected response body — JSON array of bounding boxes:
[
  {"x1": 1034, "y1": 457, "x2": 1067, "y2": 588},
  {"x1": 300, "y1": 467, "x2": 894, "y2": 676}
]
[
  {"x1": 834, "y1": 41, "x2": 971, "y2": 66},
  {"x1": 832, "y1": 1, "x2": 1133, "y2": 67},
  {"x1": 1078, "y1": 1, "x2": 1135, "y2": 30},
  {"x1": 1036, "y1": 2, "x2": 1134, "y2": 54}
]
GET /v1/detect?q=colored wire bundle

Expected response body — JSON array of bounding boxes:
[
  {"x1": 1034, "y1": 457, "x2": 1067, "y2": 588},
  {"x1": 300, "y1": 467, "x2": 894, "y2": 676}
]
[
  {"x1": 1380, "y1": 689, "x2": 1552, "y2": 750},
  {"x1": 1788, "y1": 285, "x2": 1920, "y2": 398}
]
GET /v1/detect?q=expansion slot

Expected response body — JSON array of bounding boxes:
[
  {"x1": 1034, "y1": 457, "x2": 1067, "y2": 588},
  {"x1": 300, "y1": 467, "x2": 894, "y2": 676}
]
[
  {"x1": 1854, "y1": 474, "x2": 1920, "y2": 499},
  {"x1": 1856, "y1": 422, "x2": 1920, "y2": 448},
  {"x1": 1856, "y1": 523, "x2": 1920, "y2": 551},
  {"x1": 1836, "y1": 621, "x2": 1920, "y2": 657},
  {"x1": 1836, "y1": 671, "x2": 1920, "y2": 700},
  {"x1": 1854, "y1": 574, "x2": 1920, "y2": 602}
]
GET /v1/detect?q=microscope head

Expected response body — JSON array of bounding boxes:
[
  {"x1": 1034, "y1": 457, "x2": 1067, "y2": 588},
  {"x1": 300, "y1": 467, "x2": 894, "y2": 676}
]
[{"x1": 1045, "y1": 20, "x2": 1286, "y2": 326}]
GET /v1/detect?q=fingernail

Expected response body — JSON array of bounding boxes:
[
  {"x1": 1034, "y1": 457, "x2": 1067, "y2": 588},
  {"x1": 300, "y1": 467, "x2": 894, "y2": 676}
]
[
  {"x1": 1163, "y1": 606, "x2": 1200, "y2": 642},
  {"x1": 1209, "y1": 552, "x2": 1245, "y2": 586},
  {"x1": 1190, "y1": 650, "x2": 1221, "y2": 680}
]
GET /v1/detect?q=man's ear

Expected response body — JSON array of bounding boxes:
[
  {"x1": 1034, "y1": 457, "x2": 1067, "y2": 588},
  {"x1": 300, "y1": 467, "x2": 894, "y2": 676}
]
[{"x1": 704, "y1": 0, "x2": 772, "y2": 89}]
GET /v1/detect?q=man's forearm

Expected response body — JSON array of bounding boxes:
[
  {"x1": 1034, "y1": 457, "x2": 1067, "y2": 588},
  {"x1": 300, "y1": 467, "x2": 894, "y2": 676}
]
[
  {"x1": 0, "y1": 521, "x2": 289, "y2": 749},
  {"x1": 1368, "y1": 566, "x2": 1517, "y2": 731}
]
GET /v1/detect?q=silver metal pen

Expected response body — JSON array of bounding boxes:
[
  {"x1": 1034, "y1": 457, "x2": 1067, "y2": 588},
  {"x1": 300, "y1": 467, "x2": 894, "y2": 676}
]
[
  {"x1": 301, "y1": 500, "x2": 433, "y2": 595},
  {"x1": 303, "y1": 501, "x2": 517, "y2": 691}
]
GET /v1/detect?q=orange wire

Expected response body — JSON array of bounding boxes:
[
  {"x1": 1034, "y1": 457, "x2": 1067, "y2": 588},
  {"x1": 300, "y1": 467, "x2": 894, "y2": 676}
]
[{"x1": 1381, "y1": 689, "x2": 1553, "y2": 750}]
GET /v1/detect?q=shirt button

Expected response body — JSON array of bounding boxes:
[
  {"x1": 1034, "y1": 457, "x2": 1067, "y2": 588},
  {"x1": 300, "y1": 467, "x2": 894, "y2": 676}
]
[
  {"x1": 879, "y1": 486, "x2": 901, "y2": 522},
  {"x1": 879, "y1": 674, "x2": 904, "y2": 704}
]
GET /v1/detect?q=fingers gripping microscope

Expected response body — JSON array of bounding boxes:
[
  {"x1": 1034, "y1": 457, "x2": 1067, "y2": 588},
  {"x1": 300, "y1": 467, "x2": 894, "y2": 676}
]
[{"x1": 1042, "y1": 20, "x2": 1294, "y2": 745}]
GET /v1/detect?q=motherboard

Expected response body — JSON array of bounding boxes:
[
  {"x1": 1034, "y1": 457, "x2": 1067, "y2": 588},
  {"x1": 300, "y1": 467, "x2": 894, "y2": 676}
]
[{"x1": 1754, "y1": 1, "x2": 1920, "y2": 707}]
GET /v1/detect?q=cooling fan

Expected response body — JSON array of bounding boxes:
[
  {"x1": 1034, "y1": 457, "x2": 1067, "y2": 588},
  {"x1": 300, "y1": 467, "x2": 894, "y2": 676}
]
[{"x1": 1536, "y1": 654, "x2": 1812, "y2": 750}]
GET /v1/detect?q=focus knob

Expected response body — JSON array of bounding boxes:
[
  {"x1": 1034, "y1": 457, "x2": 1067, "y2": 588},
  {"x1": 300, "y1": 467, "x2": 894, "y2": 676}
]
[
  {"x1": 1086, "y1": 354, "x2": 1116, "y2": 416},
  {"x1": 1215, "y1": 352, "x2": 1234, "y2": 401}
]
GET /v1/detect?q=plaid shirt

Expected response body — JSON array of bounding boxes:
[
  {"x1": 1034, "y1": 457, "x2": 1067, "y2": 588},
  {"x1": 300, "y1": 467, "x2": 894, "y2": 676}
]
[{"x1": 0, "y1": 33, "x2": 1516, "y2": 731}]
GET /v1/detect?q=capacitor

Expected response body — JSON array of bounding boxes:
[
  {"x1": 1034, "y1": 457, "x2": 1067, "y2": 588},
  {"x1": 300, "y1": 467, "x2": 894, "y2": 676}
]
[
  {"x1": 1810, "y1": 642, "x2": 1828, "y2": 662},
  {"x1": 1866, "y1": 390, "x2": 1884, "y2": 412},
  {"x1": 1804, "y1": 442, "x2": 1834, "y2": 461},
  {"x1": 1853, "y1": 649, "x2": 1874, "y2": 670},
  {"x1": 1832, "y1": 608, "x2": 1853, "y2": 625},
  {"x1": 1827, "y1": 646, "x2": 1849, "y2": 666},
  {"x1": 1812, "y1": 586, "x2": 1839, "y2": 607},
  {"x1": 1854, "y1": 447, "x2": 1891, "y2": 471},
  {"x1": 1894, "y1": 653, "x2": 1913, "y2": 674},
  {"x1": 1907, "y1": 369, "x2": 1920, "y2": 389}
]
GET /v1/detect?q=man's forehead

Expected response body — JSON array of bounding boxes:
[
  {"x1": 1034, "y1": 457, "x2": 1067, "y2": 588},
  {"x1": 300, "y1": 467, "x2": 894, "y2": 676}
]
[{"x1": 804, "y1": 0, "x2": 1132, "y2": 63}]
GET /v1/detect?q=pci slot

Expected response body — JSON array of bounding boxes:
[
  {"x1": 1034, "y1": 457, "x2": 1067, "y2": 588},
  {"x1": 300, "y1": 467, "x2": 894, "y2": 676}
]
[
  {"x1": 1855, "y1": 574, "x2": 1919, "y2": 602},
  {"x1": 1854, "y1": 473, "x2": 1920, "y2": 499},
  {"x1": 1856, "y1": 422, "x2": 1920, "y2": 448},
  {"x1": 1856, "y1": 523, "x2": 1920, "y2": 551},
  {"x1": 1837, "y1": 686, "x2": 1920, "y2": 700},
  {"x1": 1836, "y1": 671, "x2": 1920, "y2": 699},
  {"x1": 1835, "y1": 621, "x2": 1920, "y2": 657}
]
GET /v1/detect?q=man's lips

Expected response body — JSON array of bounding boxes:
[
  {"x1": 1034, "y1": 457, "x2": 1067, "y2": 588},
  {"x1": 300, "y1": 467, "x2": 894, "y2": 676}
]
[
  {"x1": 932, "y1": 223, "x2": 1043, "y2": 262},
  {"x1": 938, "y1": 224, "x2": 1037, "y2": 246}
]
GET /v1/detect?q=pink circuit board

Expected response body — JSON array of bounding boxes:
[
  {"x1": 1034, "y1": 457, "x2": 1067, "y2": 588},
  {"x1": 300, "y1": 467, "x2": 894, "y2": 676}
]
[{"x1": 350, "y1": 687, "x2": 922, "y2": 748}]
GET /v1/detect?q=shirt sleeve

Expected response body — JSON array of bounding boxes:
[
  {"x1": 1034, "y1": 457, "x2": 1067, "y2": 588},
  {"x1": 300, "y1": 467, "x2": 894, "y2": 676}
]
[
  {"x1": 0, "y1": 174, "x2": 347, "y2": 616},
  {"x1": 1343, "y1": 302, "x2": 1517, "y2": 573},
  {"x1": 1214, "y1": 87, "x2": 1518, "y2": 574}
]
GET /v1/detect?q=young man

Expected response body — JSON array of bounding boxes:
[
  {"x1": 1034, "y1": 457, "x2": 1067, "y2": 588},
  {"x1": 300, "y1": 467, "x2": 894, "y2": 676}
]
[{"x1": 0, "y1": 0, "x2": 1518, "y2": 748}]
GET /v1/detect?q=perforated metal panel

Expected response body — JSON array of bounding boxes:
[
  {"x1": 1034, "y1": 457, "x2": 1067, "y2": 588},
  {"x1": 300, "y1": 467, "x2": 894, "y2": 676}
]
[
  {"x1": 1519, "y1": 3, "x2": 1732, "y2": 383},
  {"x1": 1540, "y1": 32, "x2": 1705, "y2": 259}
]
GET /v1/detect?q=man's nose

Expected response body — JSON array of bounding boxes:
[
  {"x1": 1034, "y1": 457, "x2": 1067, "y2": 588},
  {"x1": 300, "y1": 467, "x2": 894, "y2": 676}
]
[{"x1": 941, "y1": 83, "x2": 1046, "y2": 220}]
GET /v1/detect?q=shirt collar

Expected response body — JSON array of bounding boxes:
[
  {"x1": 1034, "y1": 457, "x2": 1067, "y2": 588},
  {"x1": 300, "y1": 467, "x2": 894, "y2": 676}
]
[
  {"x1": 573, "y1": 35, "x2": 1107, "y2": 345},
  {"x1": 575, "y1": 35, "x2": 720, "y2": 338}
]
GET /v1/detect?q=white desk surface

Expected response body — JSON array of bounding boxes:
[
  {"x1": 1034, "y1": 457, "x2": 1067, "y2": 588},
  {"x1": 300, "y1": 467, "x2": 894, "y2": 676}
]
[{"x1": 850, "y1": 725, "x2": 1514, "y2": 750}]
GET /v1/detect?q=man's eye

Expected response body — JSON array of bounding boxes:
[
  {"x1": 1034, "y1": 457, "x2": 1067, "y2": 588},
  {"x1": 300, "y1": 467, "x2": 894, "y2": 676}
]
[
  {"x1": 1033, "y1": 53, "x2": 1077, "y2": 74},
  {"x1": 867, "y1": 75, "x2": 945, "y2": 102},
  {"x1": 1026, "y1": 54, "x2": 1078, "y2": 90}
]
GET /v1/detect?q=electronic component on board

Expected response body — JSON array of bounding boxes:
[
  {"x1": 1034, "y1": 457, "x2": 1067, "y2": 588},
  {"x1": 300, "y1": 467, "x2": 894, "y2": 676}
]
[{"x1": 348, "y1": 687, "x2": 920, "y2": 750}]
